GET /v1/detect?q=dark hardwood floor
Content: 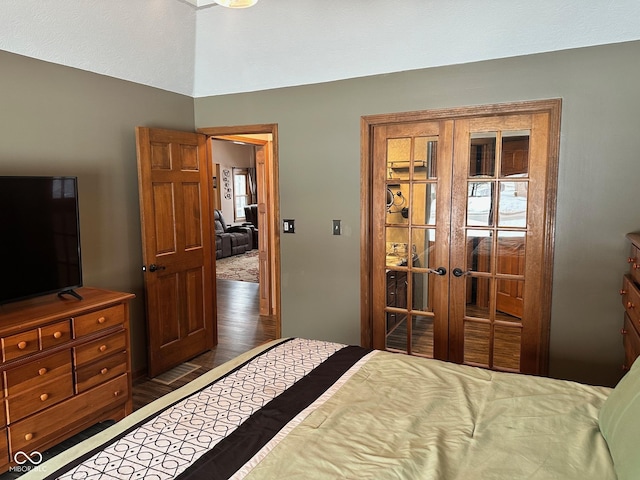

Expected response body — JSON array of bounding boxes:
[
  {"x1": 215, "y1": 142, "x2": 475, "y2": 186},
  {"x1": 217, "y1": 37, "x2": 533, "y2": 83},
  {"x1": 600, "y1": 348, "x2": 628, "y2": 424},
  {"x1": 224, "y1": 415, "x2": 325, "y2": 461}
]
[{"x1": 133, "y1": 278, "x2": 277, "y2": 410}]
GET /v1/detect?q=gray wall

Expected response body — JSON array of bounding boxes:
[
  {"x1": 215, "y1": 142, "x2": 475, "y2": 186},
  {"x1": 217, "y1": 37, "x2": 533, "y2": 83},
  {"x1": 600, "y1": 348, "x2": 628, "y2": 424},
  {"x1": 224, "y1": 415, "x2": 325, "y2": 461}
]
[
  {"x1": 196, "y1": 40, "x2": 640, "y2": 387},
  {"x1": 2, "y1": 39, "x2": 639, "y2": 387},
  {"x1": 0, "y1": 50, "x2": 195, "y2": 372}
]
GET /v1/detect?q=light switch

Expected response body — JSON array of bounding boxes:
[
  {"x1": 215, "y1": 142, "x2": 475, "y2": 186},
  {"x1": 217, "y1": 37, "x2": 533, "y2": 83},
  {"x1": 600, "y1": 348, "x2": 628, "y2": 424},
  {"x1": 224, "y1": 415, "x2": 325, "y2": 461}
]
[
  {"x1": 333, "y1": 219, "x2": 341, "y2": 235},
  {"x1": 283, "y1": 219, "x2": 295, "y2": 233}
]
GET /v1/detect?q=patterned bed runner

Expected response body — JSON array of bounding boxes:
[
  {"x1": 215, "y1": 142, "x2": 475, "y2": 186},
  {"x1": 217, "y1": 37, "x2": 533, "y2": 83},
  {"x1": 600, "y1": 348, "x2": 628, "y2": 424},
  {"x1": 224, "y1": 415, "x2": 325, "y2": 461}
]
[{"x1": 45, "y1": 338, "x2": 368, "y2": 480}]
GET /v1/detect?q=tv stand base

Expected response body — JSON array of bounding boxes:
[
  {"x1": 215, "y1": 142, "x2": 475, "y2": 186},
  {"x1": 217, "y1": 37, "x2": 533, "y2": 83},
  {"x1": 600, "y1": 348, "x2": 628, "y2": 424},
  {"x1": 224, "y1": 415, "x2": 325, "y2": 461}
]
[{"x1": 58, "y1": 288, "x2": 83, "y2": 301}]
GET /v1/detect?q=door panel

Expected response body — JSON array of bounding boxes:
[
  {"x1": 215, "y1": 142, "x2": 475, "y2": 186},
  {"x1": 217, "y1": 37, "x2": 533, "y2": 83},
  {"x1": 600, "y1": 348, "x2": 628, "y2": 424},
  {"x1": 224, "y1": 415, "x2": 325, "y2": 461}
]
[
  {"x1": 136, "y1": 127, "x2": 215, "y2": 378},
  {"x1": 369, "y1": 101, "x2": 559, "y2": 375},
  {"x1": 450, "y1": 115, "x2": 545, "y2": 373},
  {"x1": 373, "y1": 120, "x2": 453, "y2": 359}
]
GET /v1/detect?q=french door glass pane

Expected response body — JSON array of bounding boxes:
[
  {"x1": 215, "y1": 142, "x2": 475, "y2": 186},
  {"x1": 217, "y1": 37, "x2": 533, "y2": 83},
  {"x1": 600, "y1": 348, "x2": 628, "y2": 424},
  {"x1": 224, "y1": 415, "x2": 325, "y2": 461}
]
[
  {"x1": 467, "y1": 182, "x2": 494, "y2": 226},
  {"x1": 498, "y1": 181, "x2": 527, "y2": 228},
  {"x1": 496, "y1": 232, "x2": 525, "y2": 275},
  {"x1": 469, "y1": 133, "x2": 496, "y2": 177},
  {"x1": 411, "y1": 315, "x2": 434, "y2": 357},
  {"x1": 466, "y1": 230, "x2": 492, "y2": 273},
  {"x1": 411, "y1": 272, "x2": 431, "y2": 312},
  {"x1": 386, "y1": 270, "x2": 407, "y2": 309},
  {"x1": 496, "y1": 279, "x2": 524, "y2": 321},
  {"x1": 386, "y1": 227, "x2": 409, "y2": 267},
  {"x1": 387, "y1": 138, "x2": 411, "y2": 181},
  {"x1": 465, "y1": 276, "x2": 491, "y2": 319},
  {"x1": 413, "y1": 137, "x2": 438, "y2": 180},
  {"x1": 412, "y1": 228, "x2": 435, "y2": 270},
  {"x1": 493, "y1": 325, "x2": 522, "y2": 370},
  {"x1": 411, "y1": 183, "x2": 436, "y2": 225},
  {"x1": 500, "y1": 132, "x2": 530, "y2": 177},
  {"x1": 464, "y1": 321, "x2": 490, "y2": 366},
  {"x1": 386, "y1": 184, "x2": 409, "y2": 225}
]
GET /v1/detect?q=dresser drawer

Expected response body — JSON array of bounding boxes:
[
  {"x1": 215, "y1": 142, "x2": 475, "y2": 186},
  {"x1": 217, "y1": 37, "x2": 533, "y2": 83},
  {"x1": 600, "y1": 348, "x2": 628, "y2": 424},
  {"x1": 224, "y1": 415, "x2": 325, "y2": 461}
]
[
  {"x1": 8, "y1": 373, "x2": 129, "y2": 455},
  {"x1": 1, "y1": 329, "x2": 39, "y2": 362},
  {"x1": 74, "y1": 331, "x2": 127, "y2": 367},
  {"x1": 4, "y1": 350, "x2": 72, "y2": 397},
  {"x1": 621, "y1": 275, "x2": 640, "y2": 328},
  {"x1": 39, "y1": 320, "x2": 71, "y2": 350},
  {"x1": 623, "y1": 314, "x2": 640, "y2": 371},
  {"x1": 73, "y1": 305, "x2": 125, "y2": 338},
  {"x1": 75, "y1": 351, "x2": 128, "y2": 394},
  {"x1": 629, "y1": 243, "x2": 640, "y2": 286},
  {"x1": 6, "y1": 376, "x2": 73, "y2": 423}
]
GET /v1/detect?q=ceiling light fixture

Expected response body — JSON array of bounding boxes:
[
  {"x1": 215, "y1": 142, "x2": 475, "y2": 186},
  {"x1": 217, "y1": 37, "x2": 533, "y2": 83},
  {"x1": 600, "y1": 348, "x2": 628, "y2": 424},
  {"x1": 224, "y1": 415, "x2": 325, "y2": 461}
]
[{"x1": 214, "y1": 0, "x2": 258, "y2": 7}]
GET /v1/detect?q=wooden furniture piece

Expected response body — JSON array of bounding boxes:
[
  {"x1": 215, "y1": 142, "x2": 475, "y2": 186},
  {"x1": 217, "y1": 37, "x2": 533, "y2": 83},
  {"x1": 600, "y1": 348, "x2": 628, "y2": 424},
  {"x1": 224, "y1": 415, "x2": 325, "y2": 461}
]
[
  {"x1": 0, "y1": 287, "x2": 134, "y2": 472},
  {"x1": 621, "y1": 232, "x2": 640, "y2": 371}
]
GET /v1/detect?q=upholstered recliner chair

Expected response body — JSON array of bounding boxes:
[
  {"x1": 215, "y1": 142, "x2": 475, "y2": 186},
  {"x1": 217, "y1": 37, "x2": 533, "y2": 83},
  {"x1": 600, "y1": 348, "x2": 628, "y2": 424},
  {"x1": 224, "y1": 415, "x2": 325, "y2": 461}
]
[
  {"x1": 243, "y1": 204, "x2": 259, "y2": 249},
  {"x1": 214, "y1": 209, "x2": 252, "y2": 258}
]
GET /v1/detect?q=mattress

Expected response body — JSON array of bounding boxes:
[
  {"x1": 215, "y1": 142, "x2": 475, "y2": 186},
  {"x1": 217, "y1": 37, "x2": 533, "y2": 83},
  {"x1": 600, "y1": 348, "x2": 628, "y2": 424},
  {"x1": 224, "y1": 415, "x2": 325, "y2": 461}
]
[{"x1": 26, "y1": 338, "x2": 615, "y2": 479}]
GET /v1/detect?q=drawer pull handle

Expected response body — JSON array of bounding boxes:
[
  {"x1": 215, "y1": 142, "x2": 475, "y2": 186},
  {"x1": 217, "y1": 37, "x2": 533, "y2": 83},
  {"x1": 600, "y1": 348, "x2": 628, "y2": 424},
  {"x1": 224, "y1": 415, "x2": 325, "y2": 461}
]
[
  {"x1": 17, "y1": 341, "x2": 27, "y2": 350},
  {"x1": 38, "y1": 368, "x2": 48, "y2": 376},
  {"x1": 40, "y1": 393, "x2": 49, "y2": 402},
  {"x1": 627, "y1": 301, "x2": 635, "y2": 309},
  {"x1": 113, "y1": 390, "x2": 120, "y2": 397},
  {"x1": 629, "y1": 257, "x2": 637, "y2": 264},
  {"x1": 100, "y1": 368, "x2": 108, "y2": 375},
  {"x1": 53, "y1": 331, "x2": 63, "y2": 339},
  {"x1": 24, "y1": 433, "x2": 33, "y2": 442},
  {"x1": 620, "y1": 289, "x2": 627, "y2": 295},
  {"x1": 99, "y1": 345, "x2": 108, "y2": 353},
  {"x1": 635, "y1": 263, "x2": 640, "y2": 270},
  {"x1": 621, "y1": 328, "x2": 628, "y2": 335},
  {"x1": 97, "y1": 316, "x2": 106, "y2": 324}
]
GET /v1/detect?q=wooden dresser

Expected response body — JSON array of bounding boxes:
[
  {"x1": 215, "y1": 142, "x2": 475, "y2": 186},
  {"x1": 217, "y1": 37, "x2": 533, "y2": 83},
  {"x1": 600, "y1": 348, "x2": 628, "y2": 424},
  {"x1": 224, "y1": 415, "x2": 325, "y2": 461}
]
[
  {"x1": 0, "y1": 287, "x2": 134, "y2": 472},
  {"x1": 620, "y1": 233, "x2": 640, "y2": 372}
]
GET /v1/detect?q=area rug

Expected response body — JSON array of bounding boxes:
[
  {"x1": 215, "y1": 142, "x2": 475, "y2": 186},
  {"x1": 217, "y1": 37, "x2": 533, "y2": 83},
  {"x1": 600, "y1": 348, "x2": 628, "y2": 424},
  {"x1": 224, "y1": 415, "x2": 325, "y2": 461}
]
[{"x1": 216, "y1": 249, "x2": 259, "y2": 283}]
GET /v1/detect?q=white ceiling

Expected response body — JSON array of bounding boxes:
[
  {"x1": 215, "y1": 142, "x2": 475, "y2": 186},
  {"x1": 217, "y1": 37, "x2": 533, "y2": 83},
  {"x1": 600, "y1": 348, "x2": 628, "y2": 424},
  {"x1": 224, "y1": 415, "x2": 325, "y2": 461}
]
[{"x1": 1, "y1": 0, "x2": 640, "y2": 98}]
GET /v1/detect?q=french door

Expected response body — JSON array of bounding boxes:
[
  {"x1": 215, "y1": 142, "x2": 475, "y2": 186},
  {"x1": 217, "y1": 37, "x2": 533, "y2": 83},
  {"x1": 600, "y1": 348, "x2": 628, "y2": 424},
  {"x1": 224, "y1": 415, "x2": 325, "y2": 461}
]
[{"x1": 364, "y1": 100, "x2": 561, "y2": 375}]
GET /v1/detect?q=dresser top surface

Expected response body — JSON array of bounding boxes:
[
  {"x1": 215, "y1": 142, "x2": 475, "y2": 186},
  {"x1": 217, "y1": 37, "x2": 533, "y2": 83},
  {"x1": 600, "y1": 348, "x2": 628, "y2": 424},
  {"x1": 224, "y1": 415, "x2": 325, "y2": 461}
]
[
  {"x1": 0, "y1": 287, "x2": 134, "y2": 334},
  {"x1": 627, "y1": 232, "x2": 640, "y2": 248}
]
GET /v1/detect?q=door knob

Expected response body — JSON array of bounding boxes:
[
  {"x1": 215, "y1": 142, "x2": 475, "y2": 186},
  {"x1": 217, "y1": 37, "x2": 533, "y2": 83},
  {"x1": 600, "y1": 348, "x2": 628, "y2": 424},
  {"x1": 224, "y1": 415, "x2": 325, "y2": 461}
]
[
  {"x1": 146, "y1": 264, "x2": 166, "y2": 272},
  {"x1": 427, "y1": 267, "x2": 447, "y2": 276},
  {"x1": 452, "y1": 267, "x2": 471, "y2": 277}
]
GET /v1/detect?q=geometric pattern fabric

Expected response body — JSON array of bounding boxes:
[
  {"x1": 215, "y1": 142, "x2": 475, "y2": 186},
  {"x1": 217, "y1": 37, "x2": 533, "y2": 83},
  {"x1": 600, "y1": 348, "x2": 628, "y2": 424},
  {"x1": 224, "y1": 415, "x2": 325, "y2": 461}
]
[{"x1": 56, "y1": 339, "x2": 345, "y2": 479}]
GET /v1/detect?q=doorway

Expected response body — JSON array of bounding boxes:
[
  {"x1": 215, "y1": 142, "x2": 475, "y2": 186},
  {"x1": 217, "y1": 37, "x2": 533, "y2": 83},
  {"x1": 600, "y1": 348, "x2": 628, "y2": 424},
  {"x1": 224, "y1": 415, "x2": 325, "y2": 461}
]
[
  {"x1": 360, "y1": 100, "x2": 561, "y2": 375},
  {"x1": 199, "y1": 125, "x2": 281, "y2": 332}
]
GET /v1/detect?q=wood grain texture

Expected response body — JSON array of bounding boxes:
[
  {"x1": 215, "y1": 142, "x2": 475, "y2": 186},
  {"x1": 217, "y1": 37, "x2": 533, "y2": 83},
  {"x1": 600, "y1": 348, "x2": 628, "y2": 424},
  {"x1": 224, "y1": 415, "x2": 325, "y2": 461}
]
[{"x1": 132, "y1": 279, "x2": 276, "y2": 410}]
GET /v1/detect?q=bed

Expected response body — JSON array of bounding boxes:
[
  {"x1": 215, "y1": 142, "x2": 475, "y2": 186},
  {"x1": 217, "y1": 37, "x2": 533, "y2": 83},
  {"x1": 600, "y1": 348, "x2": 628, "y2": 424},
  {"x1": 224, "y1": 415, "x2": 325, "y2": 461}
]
[{"x1": 22, "y1": 338, "x2": 640, "y2": 479}]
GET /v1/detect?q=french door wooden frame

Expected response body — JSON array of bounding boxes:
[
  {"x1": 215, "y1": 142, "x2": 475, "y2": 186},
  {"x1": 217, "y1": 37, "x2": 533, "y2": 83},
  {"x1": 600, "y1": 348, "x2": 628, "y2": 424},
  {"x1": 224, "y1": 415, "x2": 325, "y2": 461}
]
[{"x1": 360, "y1": 99, "x2": 561, "y2": 375}]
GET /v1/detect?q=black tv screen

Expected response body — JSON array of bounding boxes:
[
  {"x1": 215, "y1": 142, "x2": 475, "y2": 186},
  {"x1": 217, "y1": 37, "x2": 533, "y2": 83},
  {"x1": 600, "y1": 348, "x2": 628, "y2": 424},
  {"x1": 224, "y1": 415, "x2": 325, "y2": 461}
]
[{"x1": 0, "y1": 176, "x2": 83, "y2": 304}]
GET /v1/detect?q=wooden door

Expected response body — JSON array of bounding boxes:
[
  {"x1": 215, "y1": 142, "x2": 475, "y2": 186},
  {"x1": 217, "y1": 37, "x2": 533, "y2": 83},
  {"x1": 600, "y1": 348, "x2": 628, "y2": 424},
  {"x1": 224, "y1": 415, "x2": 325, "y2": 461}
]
[
  {"x1": 372, "y1": 120, "x2": 454, "y2": 359},
  {"x1": 136, "y1": 127, "x2": 215, "y2": 378},
  {"x1": 449, "y1": 114, "x2": 550, "y2": 374},
  {"x1": 366, "y1": 100, "x2": 561, "y2": 375},
  {"x1": 255, "y1": 145, "x2": 271, "y2": 316}
]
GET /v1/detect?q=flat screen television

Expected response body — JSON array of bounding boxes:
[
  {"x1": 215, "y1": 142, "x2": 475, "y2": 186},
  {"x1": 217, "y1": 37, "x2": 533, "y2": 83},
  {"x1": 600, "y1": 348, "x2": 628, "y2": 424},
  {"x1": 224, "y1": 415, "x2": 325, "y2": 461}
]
[{"x1": 0, "y1": 176, "x2": 83, "y2": 304}]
